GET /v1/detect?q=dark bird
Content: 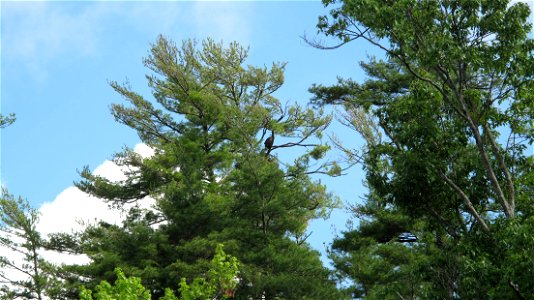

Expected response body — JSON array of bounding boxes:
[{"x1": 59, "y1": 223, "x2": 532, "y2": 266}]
[{"x1": 264, "y1": 130, "x2": 275, "y2": 156}]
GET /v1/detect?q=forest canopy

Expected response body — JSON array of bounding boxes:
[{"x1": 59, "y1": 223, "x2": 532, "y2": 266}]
[{"x1": 1, "y1": 1, "x2": 533, "y2": 299}]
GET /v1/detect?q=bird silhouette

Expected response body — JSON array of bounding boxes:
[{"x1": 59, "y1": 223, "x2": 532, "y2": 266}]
[{"x1": 264, "y1": 130, "x2": 275, "y2": 156}]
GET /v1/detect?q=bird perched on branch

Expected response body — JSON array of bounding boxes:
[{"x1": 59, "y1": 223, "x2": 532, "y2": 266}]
[{"x1": 264, "y1": 130, "x2": 275, "y2": 156}]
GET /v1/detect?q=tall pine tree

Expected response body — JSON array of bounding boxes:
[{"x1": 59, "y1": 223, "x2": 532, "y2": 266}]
[{"x1": 63, "y1": 37, "x2": 344, "y2": 299}]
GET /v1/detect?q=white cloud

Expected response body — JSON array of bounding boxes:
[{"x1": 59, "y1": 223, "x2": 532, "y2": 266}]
[
  {"x1": 134, "y1": 143, "x2": 156, "y2": 158},
  {"x1": 37, "y1": 185, "x2": 124, "y2": 267},
  {"x1": 191, "y1": 1, "x2": 254, "y2": 44},
  {"x1": 38, "y1": 186, "x2": 123, "y2": 237},
  {"x1": 2, "y1": 2, "x2": 112, "y2": 81},
  {"x1": 92, "y1": 159, "x2": 129, "y2": 183},
  {"x1": 38, "y1": 144, "x2": 158, "y2": 268},
  {"x1": 0, "y1": 233, "x2": 28, "y2": 283},
  {"x1": 2, "y1": 1, "x2": 256, "y2": 81},
  {"x1": 38, "y1": 143, "x2": 156, "y2": 237},
  {"x1": 1, "y1": 143, "x2": 156, "y2": 288}
]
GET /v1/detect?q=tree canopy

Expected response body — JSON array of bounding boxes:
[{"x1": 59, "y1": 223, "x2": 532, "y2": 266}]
[
  {"x1": 0, "y1": 189, "x2": 62, "y2": 300},
  {"x1": 79, "y1": 244, "x2": 239, "y2": 300},
  {"x1": 60, "y1": 36, "x2": 343, "y2": 299},
  {"x1": 310, "y1": 0, "x2": 534, "y2": 298},
  {"x1": 2, "y1": 2, "x2": 534, "y2": 299}
]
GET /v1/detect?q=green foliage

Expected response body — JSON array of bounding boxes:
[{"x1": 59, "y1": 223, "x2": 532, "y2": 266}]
[
  {"x1": 178, "y1": 244, "x2": 239, "y2": 300},
  {"x1": 0, "y1": 113, "x2": 15, "y2": 128},
  {"x1": 60, "y1": 36, "x2": 344, "y2": 299},
  {"x1": 79, "y1": 244, "x2": 239, "y2": 300},
  {"x1": 79, "y1": 268, "x2": 151, "y2": 300},
  {"x1": 312, "y1": 0, "x2": 534, "y2": 298},
  {"x1": 0, "y1": 189, "x2": 59, "y2": 300}
]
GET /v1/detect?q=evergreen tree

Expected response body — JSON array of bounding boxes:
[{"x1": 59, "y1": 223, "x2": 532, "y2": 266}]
[
  {"x1": 80, "y1": 244, "x2": 239, "y2": 300},
  {"x1": 0, "y1": 114, "x2": 15, "y2": 129},
  {"x1": 64, "y1": 36, "x2": 344, "y2": 299},
  {"x1": 0, "y1": 189, "x2": 60, "y2": 299}
]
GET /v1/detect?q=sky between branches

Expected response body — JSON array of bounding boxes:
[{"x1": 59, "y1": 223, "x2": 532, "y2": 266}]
[
  {"x1": 1, "y1": 0, "x2": 532, "y2": 266},
  {"x1": 1, "y1": 1, "x2": 372, "y2": 265}
]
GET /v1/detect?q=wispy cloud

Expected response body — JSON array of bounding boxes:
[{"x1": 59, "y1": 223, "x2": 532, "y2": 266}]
[
  {"x1": 2, "y1": 2, "x2": 256, "y2": 82},
  {"x1": 190, "y1": 1, "x2": 254, "y2": 44},
  {"x1": 2, "y1": 2, "x2": 112, "y2": 81}
]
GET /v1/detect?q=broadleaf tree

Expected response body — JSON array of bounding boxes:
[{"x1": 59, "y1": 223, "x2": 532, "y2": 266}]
[
  {"x1": 309, "y1": 0, "x2": 533, "y2": 298},
  {"x1": 79, "y1": 244, "x2": 239, "y2": 300},
  {"x1": 61, "y1": 36, "x2": 345, "y2": 299}
]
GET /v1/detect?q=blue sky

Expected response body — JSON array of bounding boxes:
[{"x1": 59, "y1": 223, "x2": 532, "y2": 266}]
[
  {"x1": 1, "y1": 1, "x2": 374, "y2": 265},
  {"x1": 2, "y1": 0, "x2": 533, "y2": 267}
]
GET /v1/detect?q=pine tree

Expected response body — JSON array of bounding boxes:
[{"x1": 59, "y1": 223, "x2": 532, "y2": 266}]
[
  {"x1": 0, "y1": 189, "x2": 60, "y2": 299},
  {"x1": 63, "y1": 36, "x2": 344, "y2": 299}
]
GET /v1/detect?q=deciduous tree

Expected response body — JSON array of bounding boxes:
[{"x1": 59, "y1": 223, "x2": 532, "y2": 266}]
[
  {"x1": 79, "y1": 244, "x2": 240, "y2": 300},
  {"x1": 310, "y1": 0, "x2": 533, "y2": 298}
]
